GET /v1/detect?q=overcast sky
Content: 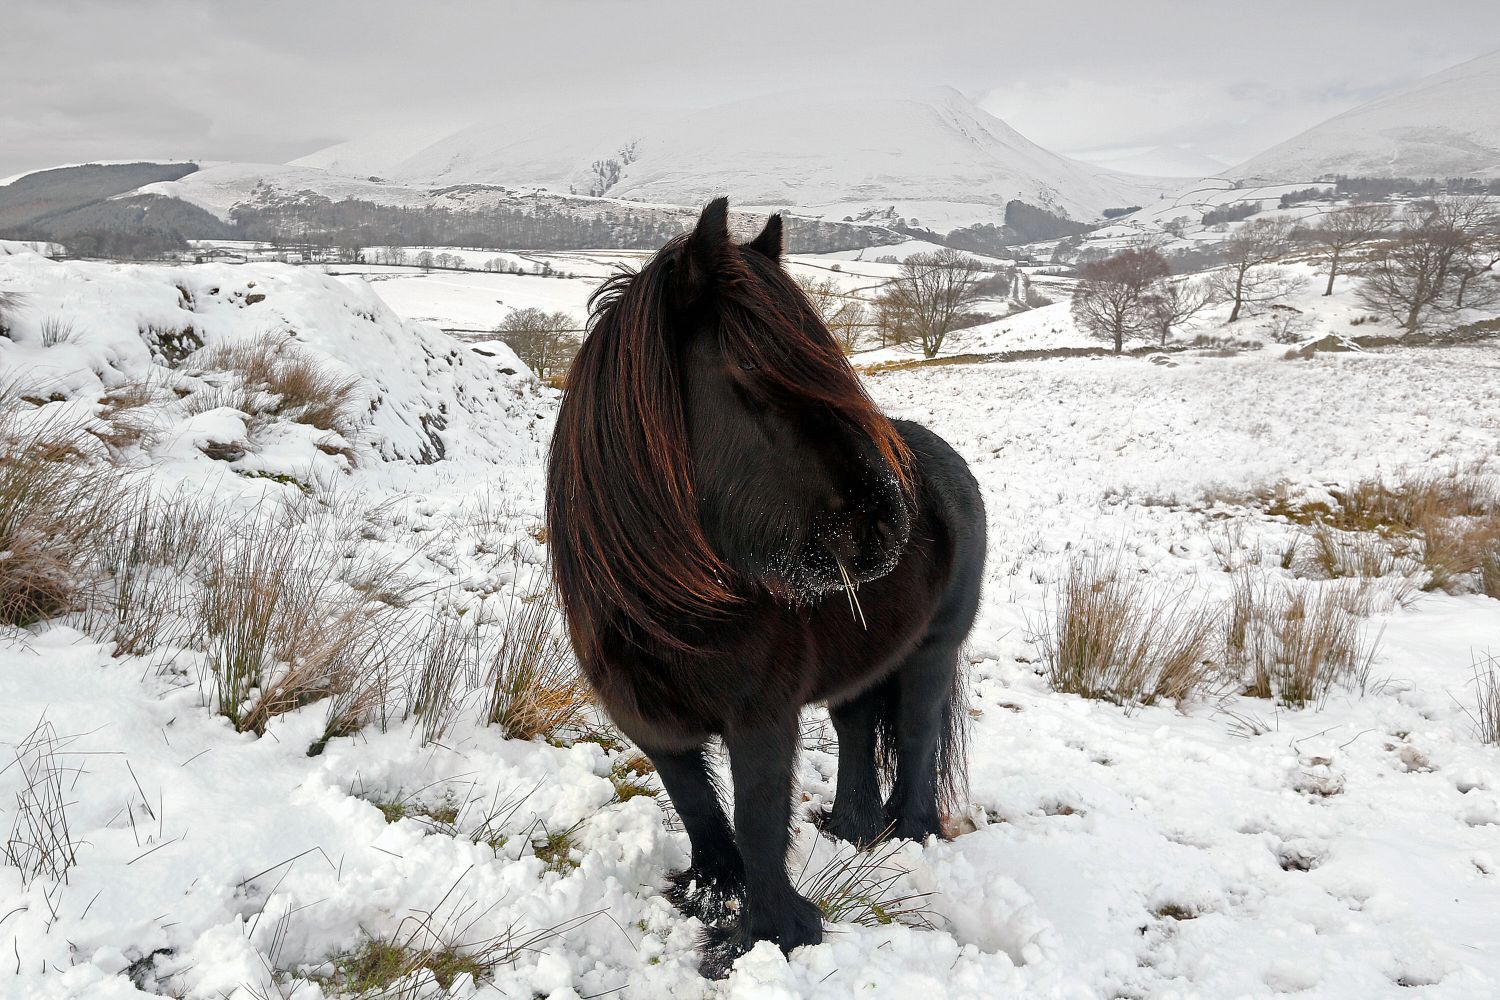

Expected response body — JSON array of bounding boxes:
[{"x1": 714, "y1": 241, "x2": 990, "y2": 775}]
[{"x1": 4, "y1": 0, "x2": 1498, "y2": 179}]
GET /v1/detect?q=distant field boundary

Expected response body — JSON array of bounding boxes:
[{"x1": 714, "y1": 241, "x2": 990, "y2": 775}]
[{"x1": 860, "y1": 320, "x2": 1500, "y2": 375}]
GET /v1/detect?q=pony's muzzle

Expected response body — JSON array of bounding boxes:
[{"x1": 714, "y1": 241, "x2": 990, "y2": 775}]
[{"x1": 811, "y1": 513, "x2": 904, "y2": 587}]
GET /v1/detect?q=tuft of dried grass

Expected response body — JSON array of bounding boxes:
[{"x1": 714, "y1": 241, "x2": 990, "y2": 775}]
[
  {"x1": 266, "y1": 351, "x2": 362, "y2": 431},
  {"x1": 191, "y1": 335, "x2": 362, "y2": 432},
  {"x1": 38, "y1": 314, "x2": 74, "y2": 347},
  {"x1": 1462, "y1": 651, "x2": 1500, "y2": 746},
  {"x1": 2, "y1": 718, "x2": 79, "y2": 886},
  {"x1": 1038, "y1": 556, "x2": 1223, "y2": 707},
  {"x1": 82, "y1": 492, "x2": 218, "y2": 657},
  {"x1": 92, "y1": 376, "x2": 172, "y2": 452},
  {"x1": 1300, "y1": 520, "x2": 1420, "y2": 603},
  {"x1": 797, "y1": 839, "x2": 936, "y2": 930},
  {"x1": 0, "y1": 290, "x2": 24, "y2": 339},
  {"x1": 1329, "y1": 468, "x2": 1497, "y2": 534},
  {"x1": 485, "y1": 582, "x2": 591, "y2": 741},
  {"x1": 1226, "y1": 574, "x2": 1381, "y2": 708},
  {"x1": 1418, "y1": 513, "x2": 1500, "y2": 594},
  {"x1": 0, "y1": 397, "x2": 132, "y2": 626},
  {"x1": 405, "y1": 612, "x2": 481, "y2": 746},
  {"x1": 1482, "y1": 541, "x2": 1500, "y2": 600},
  {"x1": 1274, "y1": 467, "x2": 1500, "y2": 596},
  {"x1": 195, "y1": 508, "x2": 416, "y2": 747},
  {"x1": 264, "y1": 868, "x2": 601, "y2": 999}
]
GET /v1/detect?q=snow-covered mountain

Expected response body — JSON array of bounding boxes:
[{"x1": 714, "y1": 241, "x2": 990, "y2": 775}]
[
  {"x1": 1228, "y1": 49, "x2": 1500, "y2": 182},
  {"x1": 296, "y1": 88, "x2": 1171, "y2": 230}
]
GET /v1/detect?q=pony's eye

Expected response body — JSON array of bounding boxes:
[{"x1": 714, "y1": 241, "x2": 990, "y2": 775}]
[{"x1": 737, "y1": 360, "x2": 757, "y2": 372}]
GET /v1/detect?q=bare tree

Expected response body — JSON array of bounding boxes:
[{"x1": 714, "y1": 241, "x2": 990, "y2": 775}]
[
  {"x1": 871, "y1": 290, "x2": 915, "y2": 349},
  {"x1": 827, "y1": 300, "x2": 868, "y2": 353},
  {"x1": 1209, "y1": 217, "x2": 1300, "y2": 321},
  {"x1": 1070, "y1": 248, "x2": 1171, "y2": 353},
  {"x1": 1358, "y1": 196, "x2": 1500, "y2": 330},
  {"x1": 1142, "y1": 277, "x2": 1214, "y2": 346},
  {"x1": 1451, "y1": 209, "x2": 1500, "y2": 310},
  {"x1": 794, "y1": 274, "x2": 869, "y2": 353},
  {"x1": 1303, "y1": 203, "x2": 1391, "y2": 296},
  {"x1": 495, "y1": 308, "x2": 580, "y2": 382},
  {"x1": 882, "y1": 249, "x2": 986, "y2": 359}
]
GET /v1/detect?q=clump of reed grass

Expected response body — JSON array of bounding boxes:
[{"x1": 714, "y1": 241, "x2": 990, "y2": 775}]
[
  {"x1": 187, "y1": 333, "x2": 363, "y2": 432},
  {"x1": 1226, "y1": 574, "x2": 1381, "y2": 708},
  {"x1": 1037, "y1": 555, "x2": 1223, "y2": 707}
]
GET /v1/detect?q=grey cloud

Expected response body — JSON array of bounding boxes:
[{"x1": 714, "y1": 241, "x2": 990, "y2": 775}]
[{"x1": 2, "y1": 0, "x2": 1498, "y2": 178}]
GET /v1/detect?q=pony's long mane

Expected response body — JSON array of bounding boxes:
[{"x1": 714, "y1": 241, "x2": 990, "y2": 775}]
[{"x1": 546, "y1": 232, "x2": 910, "y2": 656}]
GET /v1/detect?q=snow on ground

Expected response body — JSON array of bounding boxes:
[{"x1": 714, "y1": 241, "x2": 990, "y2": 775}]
[
  {"x1": 2, "y1": 249, "x2": 1500, "y2": 999},
  {"x1": 326, "y1": 250, "x2": 906, "y2": 333},
  {"x1": 0, "y1": 238, "x2": 61, "y2": 258}
]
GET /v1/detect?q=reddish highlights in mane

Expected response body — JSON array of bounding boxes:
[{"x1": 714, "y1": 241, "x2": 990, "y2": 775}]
[{"x1": 545, "y1": 232, "x2": 911, "y2": 656}]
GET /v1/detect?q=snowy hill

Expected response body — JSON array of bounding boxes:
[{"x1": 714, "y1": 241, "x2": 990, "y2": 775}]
[
  {"x1": 1228, "y1": 50, "x2": 1500, "y2": 182},
  {"x1": 130, "y1": 161, "x2": 440, "y2": 222},
  {"x1": 296, "y1": 88, "x2": 1172, "y2": 230},
  {"x1": 0, "y1": 250, "x2": 544, "y2": 469}
]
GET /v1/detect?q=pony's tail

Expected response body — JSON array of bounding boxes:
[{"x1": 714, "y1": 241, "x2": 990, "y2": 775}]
[{"x1": 936, "y1": 657, "x2": 970, "y2": 820}]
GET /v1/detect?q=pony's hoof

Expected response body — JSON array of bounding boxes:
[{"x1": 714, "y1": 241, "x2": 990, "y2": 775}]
[
  {"x1": 887, "y1": 814, "x2": 946, "y2": 843},
  {"x1": 666, "y1": 867, "x2": 743, "y2": 926},
  {"x1": 697, "y1": 894, "x2": 824, "y2": 980},
  {"x1": 820, "y1": 808, "x2": 889, "y2": 849}
]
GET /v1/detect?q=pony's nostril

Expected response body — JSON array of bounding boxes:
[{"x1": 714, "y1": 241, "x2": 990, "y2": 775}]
[
  {"x1": 873, "y1": 518, "x2": 899, "y2": 550},
  {"x1": 824, "y1": 495, "x2": 850, "y2": 515}
]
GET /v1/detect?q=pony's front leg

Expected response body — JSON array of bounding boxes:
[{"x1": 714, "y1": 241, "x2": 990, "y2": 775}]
[
  {"x1": 717, "y1": 714, "x2": 823, "y2": 963},
  {"x1": 648, "y1": 745, "x2": 744, "y2": 924}
]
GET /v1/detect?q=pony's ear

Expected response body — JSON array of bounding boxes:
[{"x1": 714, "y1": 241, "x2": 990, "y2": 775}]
[
  {"x1": 677, "y1": 197, "x2": 737, "y2": 303},
  {"x1": 745, "y1": 213, "x2": 783, "y2": 261}
]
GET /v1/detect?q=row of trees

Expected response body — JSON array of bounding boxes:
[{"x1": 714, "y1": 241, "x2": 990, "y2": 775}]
[{"x1": 1072, "y1": 194, "x2": 1500, "y2": 349}]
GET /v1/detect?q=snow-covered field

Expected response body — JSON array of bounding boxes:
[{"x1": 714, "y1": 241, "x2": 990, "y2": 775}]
[
  {"x1": 2, "y1": 248, "x2": 1499, "y2": 999},
  {"x1": 321, "y1": 250, "x2": 904, "y2": 334}
]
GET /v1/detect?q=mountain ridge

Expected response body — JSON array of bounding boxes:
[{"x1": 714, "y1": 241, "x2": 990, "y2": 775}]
[
  {"x1": 295, "y1": 87, "x2": 1173, "y2": 230},
  {"x1": 1227, "y1": 49, "x2": 1500, "y2": 182}
]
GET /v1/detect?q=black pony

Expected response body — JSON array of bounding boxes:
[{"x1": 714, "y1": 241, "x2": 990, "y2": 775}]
[{"x1": 546, "y1": 198, "x2": 985, "y2": 974}]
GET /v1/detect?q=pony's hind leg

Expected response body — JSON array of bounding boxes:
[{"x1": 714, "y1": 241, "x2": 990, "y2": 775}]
[
  {"x1": 883, "y1": 638, "x2": 961, "y2": 842},
  {"x1": 823, "y1": 682, "x2": 892, "y2": 847},
  {"x1": 649, "y1": 745, "x2": 744, "y2": 924}
]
